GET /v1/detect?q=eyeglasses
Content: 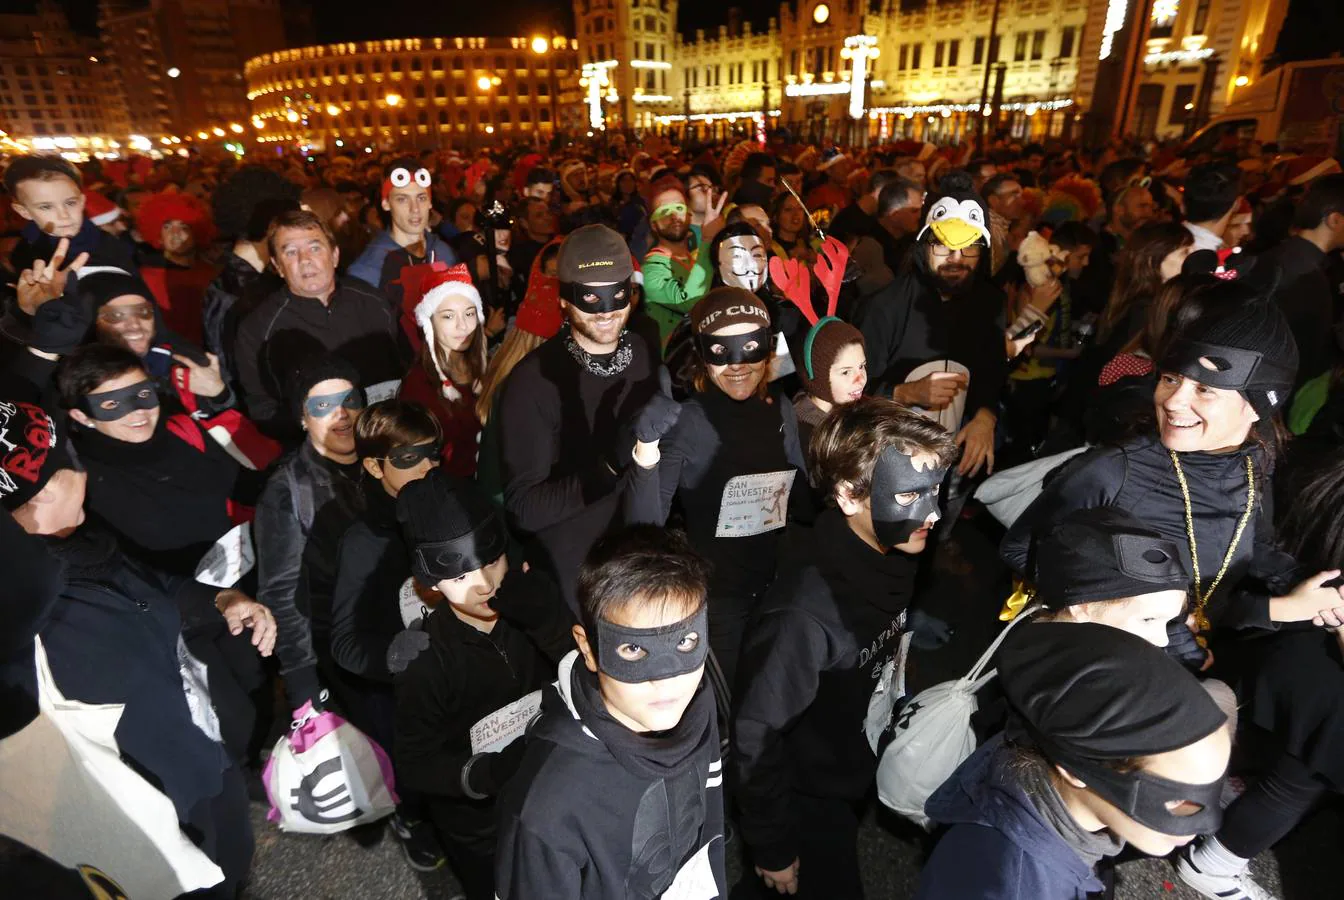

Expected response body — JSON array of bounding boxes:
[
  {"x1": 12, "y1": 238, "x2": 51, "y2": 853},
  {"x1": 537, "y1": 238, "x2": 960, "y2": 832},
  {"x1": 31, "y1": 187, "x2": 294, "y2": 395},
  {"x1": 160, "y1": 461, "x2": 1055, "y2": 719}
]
[
  {"x1": 930, "y1": 243, "x2": 983, "y2": 259},
  {"x1": 97, "y1": 304, "x2": 155, "y2": 325}
]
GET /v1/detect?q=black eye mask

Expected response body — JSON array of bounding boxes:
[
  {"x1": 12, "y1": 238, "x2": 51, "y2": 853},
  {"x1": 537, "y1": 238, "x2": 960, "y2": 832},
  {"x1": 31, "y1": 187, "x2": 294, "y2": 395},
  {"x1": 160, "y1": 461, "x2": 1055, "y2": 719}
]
[
  {"x1": 304, "y1": 388, "x2": 365, "y2": 419},
  {"x1": 560, "y1": 277, "x2": 632, "y2": 314},
  {"x1": 385, "y1": 441, "x2": 442, "y2": 470},
  {"x1": 694, "y1": 327, "x2": 772, "y2": 366},
  {"x1": 81, "y1": 380, "x2": 159, "y2": 422},
  {"x1": 869, "y1": 446, "x2": 947, "y2": 548},
  {"x1": 410, "y1": 514, "x2": 509, "y2": 585},
  {"x1": 595, "y1": 605, "x2": 709, "y2": 684},
  {"x1": 1050, "y1": 745, "x2": 1226, "y2": 837},
  {"x1": 1161, "y1": 340, "x2": 1295, "y2": 400}
]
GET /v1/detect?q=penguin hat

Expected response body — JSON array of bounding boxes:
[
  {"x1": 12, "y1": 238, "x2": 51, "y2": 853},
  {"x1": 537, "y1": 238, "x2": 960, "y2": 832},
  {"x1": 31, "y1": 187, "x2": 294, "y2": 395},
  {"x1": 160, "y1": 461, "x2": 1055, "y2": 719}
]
[
  {"x1": 916, "y1": 171, "x2": 991, "y2": 252},
  {"x1": 413, "y1": 263, "x2": 486, "y2": 401}
]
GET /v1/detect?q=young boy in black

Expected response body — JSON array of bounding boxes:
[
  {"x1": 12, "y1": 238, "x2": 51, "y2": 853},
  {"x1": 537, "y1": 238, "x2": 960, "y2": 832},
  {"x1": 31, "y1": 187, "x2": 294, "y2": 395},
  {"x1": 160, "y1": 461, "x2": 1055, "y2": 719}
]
[
  {"x1": 494, "y1": 525, "x2": 727, "y2": 899},
  {"x1": 732, "y1": 398, "x2": 958, "y2": 898},
  {"x1": 391, "y1": 470, "x2": 572, "y2": 899}
]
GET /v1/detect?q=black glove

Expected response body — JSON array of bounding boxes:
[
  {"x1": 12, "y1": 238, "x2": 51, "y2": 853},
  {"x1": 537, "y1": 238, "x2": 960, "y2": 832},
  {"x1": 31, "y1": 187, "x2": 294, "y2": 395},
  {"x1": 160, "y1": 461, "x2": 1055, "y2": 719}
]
[
  {"x1": 633, "y1": 366, "x2": 681, "y2": 444},
  {"x1": 488, "y1": 566, "x2": 561, "y2": 631},
  {"x1": 29, "y1": 289, "x2": 93, "y2": 356},
  {"x1": 386, "y1": 624, "x2": 431, "y2": 675},
  {"x1": 909, "y1": 609, "x2": 953, "y2": 651},
  {"x1": 461, "y1": 738, "x2": 529, "y2": 799}
]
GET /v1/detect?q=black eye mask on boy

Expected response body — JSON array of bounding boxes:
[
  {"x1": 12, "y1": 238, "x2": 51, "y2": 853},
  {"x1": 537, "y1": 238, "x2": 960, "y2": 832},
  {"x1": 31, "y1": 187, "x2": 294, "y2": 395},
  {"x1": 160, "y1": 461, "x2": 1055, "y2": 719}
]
[
  {"x1": 868, "y1": 446, "x2": 947, "y2": 548},
  {"x1": 410, "y1": 513, "x2": 508, "y2": 586},
  {"x1": 385, "y1": 441, "x2": 442, "y2": 470},
  {"x1": 81, "y1": 380, "x2": 160, "y2": 422},
  {"x1": 694, "y1": 327, "x2": 772, "y2": 366},
  {"x1": 560, "y1": 277, "x2": 633, "y2": 314},
  {"x1": 594, "y1": 605, "x2": 709, "y2": 684}
]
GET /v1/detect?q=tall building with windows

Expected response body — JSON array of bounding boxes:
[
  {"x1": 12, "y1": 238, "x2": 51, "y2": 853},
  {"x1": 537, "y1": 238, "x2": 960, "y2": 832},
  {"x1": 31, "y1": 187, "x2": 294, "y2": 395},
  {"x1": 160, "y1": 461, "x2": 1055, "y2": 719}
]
[
  {"x1": 244, "y1": 36, "x2": 582, "y2": 150},
  {"x1": 0, "y1": 1, "x2": 113, "y2": 148}
]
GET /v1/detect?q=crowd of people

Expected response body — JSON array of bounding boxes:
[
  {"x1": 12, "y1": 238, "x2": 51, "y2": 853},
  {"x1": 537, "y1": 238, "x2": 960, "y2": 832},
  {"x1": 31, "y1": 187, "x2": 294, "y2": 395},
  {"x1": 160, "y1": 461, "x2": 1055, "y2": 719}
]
[{"x1": 1, "y1": 126, "x2": 1342, "y2": 900}]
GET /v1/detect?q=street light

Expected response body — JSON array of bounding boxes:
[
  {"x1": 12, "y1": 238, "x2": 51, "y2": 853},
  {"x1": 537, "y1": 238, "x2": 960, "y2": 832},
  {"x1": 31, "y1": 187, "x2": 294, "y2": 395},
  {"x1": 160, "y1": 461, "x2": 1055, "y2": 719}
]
[
  {"x1": 166, "y1": 67, "x2": 180, "y2": 78},
  {"x1": 326, "y1": 104, "x2": 341, "y2": 116},
  {"x1": 531, "y1": 36, "x2": 549, "y2": 54},
  {"x1": 385, "y1": 93, "x2": 402, "y2": 107},
  {"x1": 285, "y1": 109, "x2": 300, "y2": 123},
  {"x1": 485, "y1": 124, "x2": 495, "y2": 134},
  {"x1": 196, "y1": 131, "x2": 208, "y2": 140},
  {"x1": 1234, "y1": 75, "x2": 1250, "y2": 87},
  {"x1": 229, "y1": 122, "x2": 244, "y2": 134},
  {"x1": 211, "y1": 126, "x2": 225, "y2": 137},
  {"x1": 477, "y1": 75, "x2": 492, "y2": 91}
]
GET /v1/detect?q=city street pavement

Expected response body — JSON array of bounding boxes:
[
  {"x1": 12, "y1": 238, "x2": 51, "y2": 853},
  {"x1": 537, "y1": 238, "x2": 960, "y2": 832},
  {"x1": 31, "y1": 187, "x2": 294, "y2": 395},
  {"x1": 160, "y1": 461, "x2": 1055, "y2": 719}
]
[{"x1": 243, "y1": 515, "x2": 1340, "y2": 899}]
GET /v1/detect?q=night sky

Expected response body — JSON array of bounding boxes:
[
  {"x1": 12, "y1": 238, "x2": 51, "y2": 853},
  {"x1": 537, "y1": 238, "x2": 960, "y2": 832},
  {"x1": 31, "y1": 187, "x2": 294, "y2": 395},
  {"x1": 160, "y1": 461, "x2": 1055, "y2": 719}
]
[{"x1": 44, "y1": 0, "x2": 788, "y2": 42}]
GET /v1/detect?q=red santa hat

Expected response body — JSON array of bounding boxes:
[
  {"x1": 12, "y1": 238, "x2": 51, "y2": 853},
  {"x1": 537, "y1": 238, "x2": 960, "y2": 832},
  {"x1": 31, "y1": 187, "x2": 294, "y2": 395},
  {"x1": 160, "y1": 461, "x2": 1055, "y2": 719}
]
[
  {"x1": 1282, "y1": 155, "x2": 1342, "y2": 186},
  {"x1": 84, "y1": 190, "x2": 122, "y2": 227},
  {"x1": 413, "y1": 263, "x2": 485, "y2": 401}
]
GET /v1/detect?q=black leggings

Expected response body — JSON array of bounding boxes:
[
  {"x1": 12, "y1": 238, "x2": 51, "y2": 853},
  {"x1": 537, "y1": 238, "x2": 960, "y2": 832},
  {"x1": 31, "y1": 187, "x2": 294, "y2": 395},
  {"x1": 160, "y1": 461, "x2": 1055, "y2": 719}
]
[{"x1": 1218, "y1": 752, "x2": 1329, "y2": 859}]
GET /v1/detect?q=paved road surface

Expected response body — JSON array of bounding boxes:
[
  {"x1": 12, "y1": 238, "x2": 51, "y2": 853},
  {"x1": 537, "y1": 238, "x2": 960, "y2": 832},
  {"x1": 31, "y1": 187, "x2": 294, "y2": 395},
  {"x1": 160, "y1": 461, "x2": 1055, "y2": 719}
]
[{"x1": 244, "y1": 518, "x2": 1340, "y2": 899}]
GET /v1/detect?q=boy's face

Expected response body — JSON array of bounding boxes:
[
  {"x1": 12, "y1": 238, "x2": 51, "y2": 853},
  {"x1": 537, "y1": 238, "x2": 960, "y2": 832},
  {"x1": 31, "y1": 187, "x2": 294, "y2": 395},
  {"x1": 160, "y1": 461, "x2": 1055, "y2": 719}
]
[
  {"x1": 837, "y1": 448, "x2": 947, "y2": 555},
  {"x1": 574, "y1": 595, "x2": 707, "y2": 733},
  {"x1": 13, "y1": 175, "x2": 84, "y2": 238}
]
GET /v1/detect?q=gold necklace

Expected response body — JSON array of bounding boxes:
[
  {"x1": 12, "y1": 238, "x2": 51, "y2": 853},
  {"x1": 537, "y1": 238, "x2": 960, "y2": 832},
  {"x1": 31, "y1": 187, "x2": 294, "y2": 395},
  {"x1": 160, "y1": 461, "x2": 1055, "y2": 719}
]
[{"x1": 1169, "y1": 450, "x2": 1256, "y2": 633}]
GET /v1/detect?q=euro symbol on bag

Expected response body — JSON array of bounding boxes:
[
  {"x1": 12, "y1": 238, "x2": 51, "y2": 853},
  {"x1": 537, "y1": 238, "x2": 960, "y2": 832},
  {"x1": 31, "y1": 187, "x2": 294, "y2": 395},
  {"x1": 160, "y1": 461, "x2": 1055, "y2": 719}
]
[{"x1": 290, "y1": 757, "x2": 365, "y2": 826}]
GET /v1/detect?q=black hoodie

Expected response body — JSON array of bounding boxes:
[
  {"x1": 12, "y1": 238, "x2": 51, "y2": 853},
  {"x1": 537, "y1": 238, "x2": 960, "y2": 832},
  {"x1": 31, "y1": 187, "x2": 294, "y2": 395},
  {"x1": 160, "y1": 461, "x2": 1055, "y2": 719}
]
[
  {"x1": 731, "y1": 508, "x2": 916, "y2": 871},
  {"x1": 495, "y1": 651, "x2": 727, "y2": 900}
]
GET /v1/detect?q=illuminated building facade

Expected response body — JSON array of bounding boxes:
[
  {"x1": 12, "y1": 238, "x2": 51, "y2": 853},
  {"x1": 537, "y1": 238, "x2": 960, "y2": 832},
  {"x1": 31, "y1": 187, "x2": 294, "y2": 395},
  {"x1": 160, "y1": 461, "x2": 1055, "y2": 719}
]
[{"x1": 244, "y1": 36, "x2": 583, "y2": 150}]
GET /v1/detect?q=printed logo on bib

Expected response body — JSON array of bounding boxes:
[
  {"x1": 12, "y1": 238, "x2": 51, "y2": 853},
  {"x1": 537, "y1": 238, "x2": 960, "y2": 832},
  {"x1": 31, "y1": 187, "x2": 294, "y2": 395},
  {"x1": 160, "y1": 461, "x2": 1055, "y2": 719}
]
[
  {"x1": 469, "y1": 690, "x2": 544, "y2": 755},
  {"x1": 660, "y1": 838, "x2": 721, "y2": 900},
  {"x1": 364, "y1": 379, "x2": 402, "y2": 404},
  {"x1": 398, "y1": 577, "x2": 429, "y2": 629},
  {"x1": 714, "y1": 470, "x2": 795, "y2": 538}
]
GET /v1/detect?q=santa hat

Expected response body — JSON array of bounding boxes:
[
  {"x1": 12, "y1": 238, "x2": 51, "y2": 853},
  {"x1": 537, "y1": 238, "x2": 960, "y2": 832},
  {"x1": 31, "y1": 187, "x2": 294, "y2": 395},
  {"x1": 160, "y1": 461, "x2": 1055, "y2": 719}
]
[
  {"x1": 413, "y1": 264, "x2": 485, "y2": 402},
  {"x1": 1282, "y1": 155, "x2": 1342, "y2": 186},
  {"x1": 817, "y1": 148, "x2": 848, "y2": 171},
  {"x1": 84, "y1": 190, "x2": 122, "y2": 227}
]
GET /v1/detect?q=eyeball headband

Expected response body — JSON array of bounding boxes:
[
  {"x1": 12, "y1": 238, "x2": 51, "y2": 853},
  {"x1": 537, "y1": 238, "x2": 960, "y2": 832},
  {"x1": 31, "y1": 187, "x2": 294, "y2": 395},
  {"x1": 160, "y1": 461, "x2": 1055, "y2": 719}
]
[{"x1": 382, "y1": 166, "x2": 433, "y2": 200}]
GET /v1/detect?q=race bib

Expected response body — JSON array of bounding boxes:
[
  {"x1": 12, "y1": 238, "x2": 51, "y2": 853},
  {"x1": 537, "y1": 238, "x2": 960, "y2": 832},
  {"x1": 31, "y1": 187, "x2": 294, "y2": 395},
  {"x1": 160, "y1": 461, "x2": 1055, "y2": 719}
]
[
  {"x1": 864, "y1": 631, "x2": 913, "y2": 753},
  {"x1": 398, "y1": 577, "x2": 429, "y2": 629},
  {"x1": 714, "y1": 470, "x2": 795, "y2": 538},
  {"x1": 194, "y1": 522, "x2": 255, "y2": 588},
  {"x1": 469, "y1": 691, "x2": 543, "y2": 755},
  {"x1": 660, "y1": 839, "x2": 720, "y2": 900},
  {"x1": 364, "y1": 379, "x2": 402, "y2": 404}
]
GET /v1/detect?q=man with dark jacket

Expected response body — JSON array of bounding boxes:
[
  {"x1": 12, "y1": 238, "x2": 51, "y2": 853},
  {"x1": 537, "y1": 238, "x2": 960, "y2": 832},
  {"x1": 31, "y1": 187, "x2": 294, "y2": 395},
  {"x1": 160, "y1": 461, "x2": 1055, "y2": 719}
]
[
  {"x1": 732, "y1": 399, "x2": 957, "y2": 898},
  {"x1": 0, "y1": 390, "x2": 276, "y2": 899},
  {"x1": 494, "y1": 525, "x2": 726, "y2": 899},
  {"x1": 496, "y1": 224, "x2": 669, "y2": 609},
  {"x1": 233, "y1": 209, "x2": 404, "y2": 440},
  {"x1": 391, "y1": 471, "x2": 573, "y2": 898},
  {"x1": 860, "y1": 173, "x2": 1007, "y2": 485}
]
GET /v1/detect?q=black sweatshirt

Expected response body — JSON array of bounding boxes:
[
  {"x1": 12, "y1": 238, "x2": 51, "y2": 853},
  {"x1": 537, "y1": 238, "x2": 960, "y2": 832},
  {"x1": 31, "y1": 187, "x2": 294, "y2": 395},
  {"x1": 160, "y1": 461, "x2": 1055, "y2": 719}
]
[
  {"x1": 496, "y1": 330, "x2": 658, "y2": 607},
  {"x1": 859, "y1": 268, "x2": 1008, "y2": 417},
  {"x1": 732, "y1": 508, "x2": 916, "y2": 871},
  {"x1": 494, "y1": 651, "x2": 727, "y2": 900},
  {"x1": 393, "y1": 600, "x2": 572, "y2": 851},
  {"x1": 329, "y1": 481, "x2": 409, "y2": 683},
  {"x1": 625, "y1": 385, "x2": 810, "y2": 597},
  {"x1": 1001, "y1": 434, "x2": 1301, "y2": 631},
  {"x1": 232, "y1": 279, "x2": 404, "y2": 439}
]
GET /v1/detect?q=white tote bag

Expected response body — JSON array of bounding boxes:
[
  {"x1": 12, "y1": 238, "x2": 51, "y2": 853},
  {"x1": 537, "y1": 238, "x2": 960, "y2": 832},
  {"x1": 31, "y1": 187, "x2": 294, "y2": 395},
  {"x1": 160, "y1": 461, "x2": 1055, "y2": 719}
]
[
  {"x1": 875, "y1": 608, "x2": 1038, "y2": 829},
  {"x1": 0, "y1": 638, "x2": 225, "y2": 898}
]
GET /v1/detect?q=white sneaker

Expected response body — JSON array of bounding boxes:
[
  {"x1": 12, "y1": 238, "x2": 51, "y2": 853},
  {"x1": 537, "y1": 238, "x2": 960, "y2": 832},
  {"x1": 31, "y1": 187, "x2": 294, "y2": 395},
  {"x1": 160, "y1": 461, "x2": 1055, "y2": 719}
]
[{"x1": 1175, "y1": 847, "x2": 1279, "y2": 900}]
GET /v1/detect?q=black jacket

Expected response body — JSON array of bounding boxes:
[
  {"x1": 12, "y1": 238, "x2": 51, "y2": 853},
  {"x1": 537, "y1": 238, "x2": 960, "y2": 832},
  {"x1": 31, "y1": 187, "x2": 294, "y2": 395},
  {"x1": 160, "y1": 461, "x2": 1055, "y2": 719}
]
[
  {"x1": 859, "y1": 267, "x2": 1008, "y2": 417},
  {"x1": 9, "y1": 220, "x2": 138, "y2": 277},
  {"x1": 0, "y1": 529, "x2": 230, "y2": 823},
  {"x1": 494, "y1": 651, "x2": 727, "y2": 900},
  {"x1": 1263, "y1": 236, "x2": 1335, "y2": 388},
  {"x1": 232, "y1": 279, "x2": 404, "y2": 439},
  {"x1": 497, "y1": 330, "x2": 658, "y2": 608},
  {"x1": 393, "y1": 600, "x2": 571, "y2": 850},
  {"x1": 1001, "y1": 434, "x2": 1301, "y2": 632},
  {"x1": 254, "y1": 441, "x2": 364, "y2": 707},
  {"x1": 329, "y1": 482, "x2": 410, "y2": 683},
  {"x1": 731, "y1": 509, "x2": 915, "y2": 871},
  {"x1": 202, "y1": 252, "x2": 283, "y2": 386}
]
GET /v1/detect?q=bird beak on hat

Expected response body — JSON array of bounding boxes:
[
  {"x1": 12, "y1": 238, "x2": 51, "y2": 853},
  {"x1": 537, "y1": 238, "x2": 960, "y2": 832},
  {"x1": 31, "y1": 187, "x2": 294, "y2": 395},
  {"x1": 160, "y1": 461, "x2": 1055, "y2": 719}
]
[{"x1": 931, "y1": 217, "x2": 985, "y2": 251}]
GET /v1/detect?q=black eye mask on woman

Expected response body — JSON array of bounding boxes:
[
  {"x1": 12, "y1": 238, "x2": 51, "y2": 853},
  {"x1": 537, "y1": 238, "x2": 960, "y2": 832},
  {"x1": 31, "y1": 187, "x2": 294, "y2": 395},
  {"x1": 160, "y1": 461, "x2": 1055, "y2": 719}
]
[
  {"x1": 869, "y1": 446, "x2": 947, "y2": 547},
  {"x1": 694, "y1": 327, "x2": 772, "y2": 366},
  {"x1": 81, "y1": 380, "x2": 160, "y2": 422},
  {"x1": 595, "y1": 605, "x2": 710, "y2": 684}
]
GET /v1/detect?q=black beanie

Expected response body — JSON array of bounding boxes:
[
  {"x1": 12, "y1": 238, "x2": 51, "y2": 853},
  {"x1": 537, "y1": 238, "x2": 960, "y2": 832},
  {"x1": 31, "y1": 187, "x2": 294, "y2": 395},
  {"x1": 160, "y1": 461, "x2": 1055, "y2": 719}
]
[
  {"x1": 999, "y1": 622, "x2": 1226, "y2": 760},
  {"x1": 396, "y1": 469, "x2": 508, "y2": 584},
  {"x1": 285, "y1": 354, "x2": 361, "y2": 423},
  {"x1": 1035, "y1": 507, "x2": 1190, "y2": 610},
  {"x1": 1160, "y1": 291, "x2": 1298, "y2": 420},
  {"x1": 80, "y1": 271, "x2": 155, "y2": 313}
]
